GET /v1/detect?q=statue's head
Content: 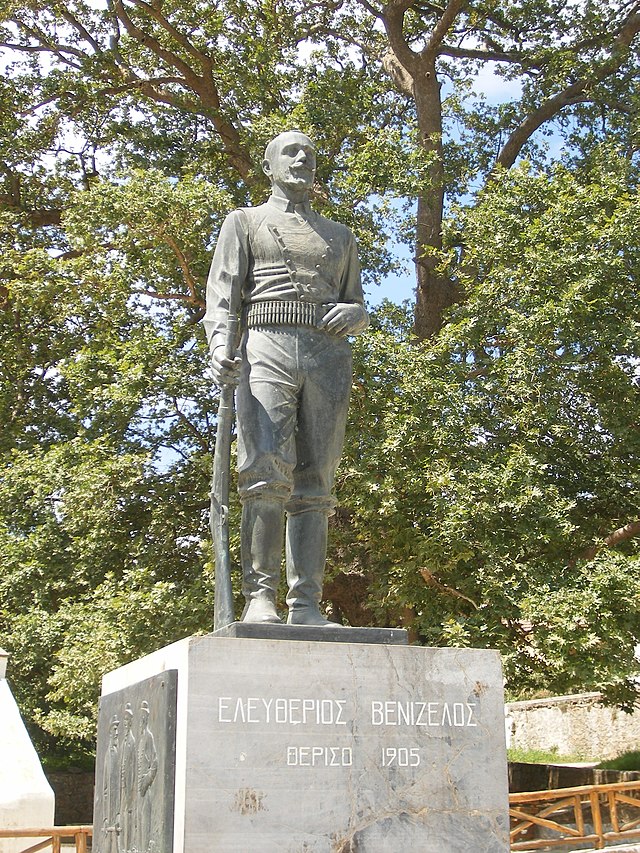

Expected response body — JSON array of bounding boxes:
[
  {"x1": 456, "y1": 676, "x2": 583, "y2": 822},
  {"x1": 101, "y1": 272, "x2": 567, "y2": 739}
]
[
  {"x1": 109, "y1": 715, "x2": 119, "y2": 743},
  {"x1": 263, "y1": 130, "x2": 316, "y2": 194}
]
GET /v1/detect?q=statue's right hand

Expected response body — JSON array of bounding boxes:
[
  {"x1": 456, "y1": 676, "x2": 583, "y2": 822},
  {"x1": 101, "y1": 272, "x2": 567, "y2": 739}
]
[{"x1": 211, "y1": 346, "x2": 243, "y2": 387}]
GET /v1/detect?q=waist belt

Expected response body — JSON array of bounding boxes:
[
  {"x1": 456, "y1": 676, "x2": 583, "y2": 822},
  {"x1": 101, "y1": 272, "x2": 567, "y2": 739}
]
[{"x1": 245, "y1": 300, "x2": 328, "y2": 329}]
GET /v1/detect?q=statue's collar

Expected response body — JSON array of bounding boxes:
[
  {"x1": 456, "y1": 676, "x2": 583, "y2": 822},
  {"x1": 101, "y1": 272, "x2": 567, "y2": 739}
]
[{"x1": 268, "y1": 194, "x2": 312, "y2": 215}]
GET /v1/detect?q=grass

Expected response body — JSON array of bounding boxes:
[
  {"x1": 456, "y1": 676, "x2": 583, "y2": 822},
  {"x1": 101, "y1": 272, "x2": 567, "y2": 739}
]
[
  {"x1": 508, "y1": 747, "x2": 595, "y2": 765},
  {"x1": 508, "y1": 747, "x2": 640, "y2": 771},
  {"x1": 597, "y1": 751, "x2": 640, "y2": 771}
]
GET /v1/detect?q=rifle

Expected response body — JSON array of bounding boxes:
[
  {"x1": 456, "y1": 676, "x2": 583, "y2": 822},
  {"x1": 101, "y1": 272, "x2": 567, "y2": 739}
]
[{"x1": 210, "y1": 310, "x2": 239, "y2": 631}]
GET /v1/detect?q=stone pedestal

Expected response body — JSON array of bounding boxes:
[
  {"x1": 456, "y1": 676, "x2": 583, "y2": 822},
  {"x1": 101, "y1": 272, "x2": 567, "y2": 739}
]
[{"x1": 94, "y1": 632, "x2": 509, "y2": 853}]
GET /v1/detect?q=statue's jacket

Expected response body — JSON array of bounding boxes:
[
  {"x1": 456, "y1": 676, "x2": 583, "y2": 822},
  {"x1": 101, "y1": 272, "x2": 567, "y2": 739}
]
[
  {"x1": 203, "y1": 195, "x2": 368, "y2": 353},
  {"x1": 204, "y1": 194, "x2": 368, "y2": 510}
]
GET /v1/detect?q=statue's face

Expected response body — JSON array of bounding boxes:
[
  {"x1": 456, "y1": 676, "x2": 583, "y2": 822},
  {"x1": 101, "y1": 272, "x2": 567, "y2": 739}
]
[{"x1": 263, "y1": 132, "x2": 316, "y2": 193}]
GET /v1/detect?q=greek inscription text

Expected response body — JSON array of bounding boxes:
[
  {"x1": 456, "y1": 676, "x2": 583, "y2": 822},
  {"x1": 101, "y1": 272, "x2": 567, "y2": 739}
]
[
  {"x1": 381, "y1": 747, "x2": 421, "y2": 767},
  {"x1": 370, "y1": 701, "x2": 477, "y2": 727},
  {"x1": 287, "y1": 746, "x2": 353, "y2": 767},
  {"x1": 218, "y1": 697, "x2": 347, "y2": 726}
]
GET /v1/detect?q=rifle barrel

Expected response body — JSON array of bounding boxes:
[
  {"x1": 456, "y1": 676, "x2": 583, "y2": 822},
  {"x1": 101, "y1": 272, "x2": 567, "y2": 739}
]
[{"x1": 211, "y1": 313, "x2": 239, "y2": 630}]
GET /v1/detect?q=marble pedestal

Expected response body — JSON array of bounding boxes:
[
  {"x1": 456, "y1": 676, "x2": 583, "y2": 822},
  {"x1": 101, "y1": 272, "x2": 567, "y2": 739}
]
[{"x1": 94, "y1": 632, "x2": 509, "y2": 853}]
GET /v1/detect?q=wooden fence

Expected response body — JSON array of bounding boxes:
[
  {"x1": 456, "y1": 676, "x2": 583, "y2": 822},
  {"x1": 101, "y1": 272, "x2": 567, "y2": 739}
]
[
  {"x1": 510, "y1": 780, "x2": 640, "y2": 850},
  {"x1": 0, "y1": 827, "x2": 92, "y2": 853}
]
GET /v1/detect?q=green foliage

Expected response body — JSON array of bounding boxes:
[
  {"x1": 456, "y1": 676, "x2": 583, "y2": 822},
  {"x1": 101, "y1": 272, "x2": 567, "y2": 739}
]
[
  {"x1": 598, "y1": 751, "x2": 640, "y2": 771},
  {"x1": 334, "y1": 153, "x2": 640, "y2": 705},
  {"x1": 0, "y1": 168, "x2": 230, "y2": 758}
]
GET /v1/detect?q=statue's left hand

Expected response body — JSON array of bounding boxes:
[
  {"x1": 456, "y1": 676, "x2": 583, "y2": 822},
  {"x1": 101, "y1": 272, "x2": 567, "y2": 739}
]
[{"x1": 319, "y1": 303, "x2": 367, "y2": 336}]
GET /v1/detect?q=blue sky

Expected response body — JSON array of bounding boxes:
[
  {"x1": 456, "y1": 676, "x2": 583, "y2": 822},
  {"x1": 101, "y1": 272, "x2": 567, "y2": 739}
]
[{"x1": 365, "y1": 238, "x2": 415, "y2": 307}]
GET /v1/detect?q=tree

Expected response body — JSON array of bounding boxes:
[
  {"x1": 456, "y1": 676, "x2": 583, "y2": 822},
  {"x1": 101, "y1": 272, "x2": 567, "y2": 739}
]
[
  {"x1": 368, "y1": 0, "x2": 640, "y2": 336},
  {"x1": 0, "y1": 0, "x2": 639, "y2": 758},
  {"x1": 2, "y1": 0, "x2": 637, "y2": 335},
  {"x1": 335, "y1": 152, "x2": 640, "y2": 705},
  {"x1": 0, "y1": 173, "x2": 234, "y2": 757}
]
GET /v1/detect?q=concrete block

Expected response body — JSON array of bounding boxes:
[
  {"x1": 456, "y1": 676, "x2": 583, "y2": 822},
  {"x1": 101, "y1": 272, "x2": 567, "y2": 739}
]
[{"x1": 95, "y1": 635, "x2": 509, "y2": 852}]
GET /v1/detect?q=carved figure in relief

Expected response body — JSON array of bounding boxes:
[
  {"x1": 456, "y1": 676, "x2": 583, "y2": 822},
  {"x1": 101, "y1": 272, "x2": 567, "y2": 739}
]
[
  {"x1": 136, "y1": 701, "x2": 158, "y2": 853},
  {"x1": 102, "y1": 715, "x2": 121, "y2": 853},
  {"x1": 203, "y1": 130, "x2": 369, "y2": 627},
  {"x1": 119, "y1": 703, "x2": 137, "y2": 853}
]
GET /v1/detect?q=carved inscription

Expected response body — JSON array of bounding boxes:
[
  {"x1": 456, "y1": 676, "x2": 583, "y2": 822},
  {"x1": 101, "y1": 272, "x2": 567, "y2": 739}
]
[
  {"x1": 287, "y1": 747, "x2": 353, "y2": 766},
  {"x1": 217, "y1": 696, "x2": 477, "y2": 729},
  {"x1": 217, "y1": 693, "x2": 480, "y2": 773},
  {"x1": 381, "y1": 747, "x2": 421, "y2": 767},
  {"x1": 371, "y1": 701, "x2": 477, "y2": 727},
  {"x1": 218, "y1": 696, "x2": 347, "y2": 725}
]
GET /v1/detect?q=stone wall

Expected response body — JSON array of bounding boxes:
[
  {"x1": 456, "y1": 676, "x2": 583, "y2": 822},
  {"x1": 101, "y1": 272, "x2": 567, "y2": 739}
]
[{"x1": 507, "y1": 692, "x2": 640, "y2": 760}]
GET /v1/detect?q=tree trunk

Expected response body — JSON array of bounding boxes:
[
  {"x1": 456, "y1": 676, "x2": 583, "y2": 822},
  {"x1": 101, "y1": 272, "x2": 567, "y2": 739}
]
[{"x1": 413, "y1": 61, "x2": 457, "y2": 340}]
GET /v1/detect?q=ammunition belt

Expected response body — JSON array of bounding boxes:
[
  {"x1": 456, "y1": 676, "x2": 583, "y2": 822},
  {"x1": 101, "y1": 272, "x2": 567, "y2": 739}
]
[{"x1": 245, "y1": 300, "x2": 328, "y2": 329}]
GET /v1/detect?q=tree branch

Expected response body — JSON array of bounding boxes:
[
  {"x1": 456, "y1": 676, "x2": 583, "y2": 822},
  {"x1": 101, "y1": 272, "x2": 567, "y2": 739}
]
[
  {"x1": 0, "y1": 199, "x2": 62, "y2": 227},
  {"x1": 0, "y1": 42, "x2": 67, "y2": 54},
  {"x1": 19, "y1": 94, "x2": 73, "y2": 115},
  {"x1": 94, "y1": 76, "x2": 185, "y2": 97},
  {"x1": 170, "y1": 396, "x2": 210, "y2": 453},
  {"x1": 382, "y1": 49, "x2": 414, "y2": 95},
  {"x1": 112, "y1": 0, "x2": 203, "y2": 86},
  {"x1": 422, "y1": 0, "x2": 467, "y2": 61},
  {"x1": 10, "y1": 17, "x2": 85, "y2": 68},
  {"x1": 494, "y1": 9, "x2": 640, "y2": 170},
  {"x1": 132, "y1": 289, "x2": 205, "y2": 308},
  {"x1": 495, "y1": 83, "x2": 589, "y2": 170},
  {"x1": 578, "y1": 519, "x2": 640, "y2": 563},
  {"x1": 618, "y1": 10, "x2": 640, "y2": 47},
  {"x1": 57, "y1": 7, "x2": 103, "y2": 53},
  {"x1": 105, "y1": 0, "x2": 126, "y2": 63},
  {"x1": 355, "y1": 0, "x2": 382, "y2": 18},
  {"x1": 382, "y1": 0, "x2": 419, "y2": 75},
  {"x1": 113, "y1": 0, "x2": 253, "y2": 180},
  {"x1": 162, "y1": 234, "x2": 202, "y2": 302},
  {"x1": 439, "y1": 43, "x2": 524, "y2": 63},
  {"x1": 420, "y1": 567, "x2": 479, "y2": 609},
  {"x1": 126, "y1": 0, "x2": 206, "y2": 65}
]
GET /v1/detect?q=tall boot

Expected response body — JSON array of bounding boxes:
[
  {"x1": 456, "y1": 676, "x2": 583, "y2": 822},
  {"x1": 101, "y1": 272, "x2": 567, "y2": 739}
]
[
  {"x1": 285, "y1": 511, "x2": 340, "y2": 627},
  {"x1": 241, "y1": 498, "x2": 285, "y2": 623}
]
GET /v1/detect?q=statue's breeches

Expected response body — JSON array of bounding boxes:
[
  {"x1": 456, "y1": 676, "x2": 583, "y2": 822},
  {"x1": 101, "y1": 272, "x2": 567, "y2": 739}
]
[{"x1": 236, "y1": 326, "x2": 352, "y2": 515}]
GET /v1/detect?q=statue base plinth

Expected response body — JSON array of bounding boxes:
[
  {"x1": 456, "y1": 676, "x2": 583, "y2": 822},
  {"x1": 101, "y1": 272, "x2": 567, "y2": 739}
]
[
  {"x1": 212, "y1": 620, "x2": 408, "y2": 644},
  {"x1": 93, "y1": 633, "x2": 509, "y2": 852}
]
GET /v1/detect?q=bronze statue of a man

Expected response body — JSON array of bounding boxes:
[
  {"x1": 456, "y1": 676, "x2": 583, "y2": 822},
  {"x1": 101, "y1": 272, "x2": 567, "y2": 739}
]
[{"x1": 203, "y1": 131, "x2": 368, "y2": 627}]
